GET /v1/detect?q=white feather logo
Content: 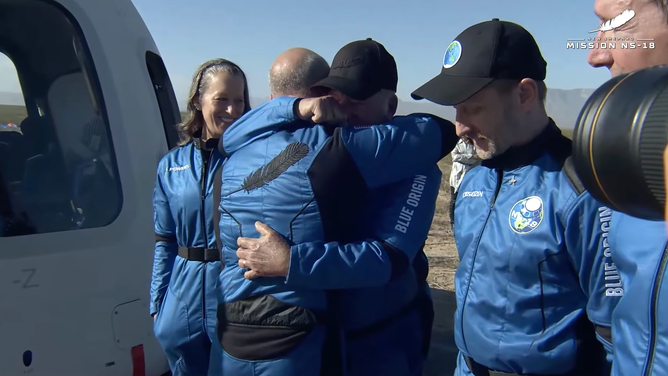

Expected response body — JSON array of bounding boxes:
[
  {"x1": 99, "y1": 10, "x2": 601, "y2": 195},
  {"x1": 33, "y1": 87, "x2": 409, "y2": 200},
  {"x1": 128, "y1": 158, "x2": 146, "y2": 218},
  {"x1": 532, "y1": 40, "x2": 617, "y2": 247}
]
[{"x1": 589, "y1": 9, "x2": 635, "y2": 33}]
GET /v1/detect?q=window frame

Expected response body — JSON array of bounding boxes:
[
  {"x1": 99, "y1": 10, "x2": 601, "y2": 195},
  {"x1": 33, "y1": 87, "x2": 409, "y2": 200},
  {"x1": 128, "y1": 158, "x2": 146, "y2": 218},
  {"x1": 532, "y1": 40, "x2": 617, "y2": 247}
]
[
  {"x1": 145, "y1": 51, "x2": 181, "y2": 150},
  {"x1": 0, "y1": 0, "x2": 124, "y2": 238}
]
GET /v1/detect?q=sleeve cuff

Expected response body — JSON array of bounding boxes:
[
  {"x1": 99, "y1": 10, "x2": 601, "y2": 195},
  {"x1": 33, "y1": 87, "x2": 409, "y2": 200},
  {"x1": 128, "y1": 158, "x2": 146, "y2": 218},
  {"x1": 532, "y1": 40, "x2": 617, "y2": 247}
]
[
  {"x1": 289, "y1": 98, "x2": 301, "y2": 122},
  {"x1": 284, "y1": 244, "x2": 303, "y2": 286}
]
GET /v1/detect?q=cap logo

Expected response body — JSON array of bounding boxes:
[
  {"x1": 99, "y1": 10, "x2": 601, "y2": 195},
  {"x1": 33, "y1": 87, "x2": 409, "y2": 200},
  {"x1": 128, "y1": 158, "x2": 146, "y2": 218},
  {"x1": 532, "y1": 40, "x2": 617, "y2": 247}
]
[
  {"x1": 443, "y1": 40, "x2": 462, "y2": 69},
  {"x1": 333, "y1": 56, "x2": 364, "y2": 69}
]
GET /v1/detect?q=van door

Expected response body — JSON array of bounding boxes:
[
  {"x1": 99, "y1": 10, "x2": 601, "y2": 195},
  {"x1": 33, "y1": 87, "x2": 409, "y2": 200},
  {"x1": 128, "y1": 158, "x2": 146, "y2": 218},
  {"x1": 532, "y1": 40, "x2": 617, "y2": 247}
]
[{"x1": 0, "y1": 0, "x2": 174, "y2": 374}]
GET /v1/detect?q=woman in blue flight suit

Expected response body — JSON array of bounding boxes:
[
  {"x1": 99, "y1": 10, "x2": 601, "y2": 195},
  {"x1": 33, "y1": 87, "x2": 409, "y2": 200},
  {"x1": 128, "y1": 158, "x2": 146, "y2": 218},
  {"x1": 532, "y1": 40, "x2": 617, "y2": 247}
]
[{"x1": 150, "y1": 58, "x2": 251, "y2": 376}]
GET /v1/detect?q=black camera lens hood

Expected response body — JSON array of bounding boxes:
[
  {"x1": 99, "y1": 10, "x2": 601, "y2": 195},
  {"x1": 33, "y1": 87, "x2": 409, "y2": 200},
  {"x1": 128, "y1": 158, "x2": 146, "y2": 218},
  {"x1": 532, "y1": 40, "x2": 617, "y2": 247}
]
[{"x1": 572, "y1": 65, "x2": 668, "y2": 221}]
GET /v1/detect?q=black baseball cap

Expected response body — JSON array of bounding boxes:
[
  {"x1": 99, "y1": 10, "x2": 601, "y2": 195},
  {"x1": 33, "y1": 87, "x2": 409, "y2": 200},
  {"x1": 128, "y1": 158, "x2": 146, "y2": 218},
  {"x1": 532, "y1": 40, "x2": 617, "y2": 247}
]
[
  {"x1": 411, "y1": 18, "x2": 547, "y2": 105},
  {"x1": 311, "y1": 38, "x2": 398, "y2": 100}
]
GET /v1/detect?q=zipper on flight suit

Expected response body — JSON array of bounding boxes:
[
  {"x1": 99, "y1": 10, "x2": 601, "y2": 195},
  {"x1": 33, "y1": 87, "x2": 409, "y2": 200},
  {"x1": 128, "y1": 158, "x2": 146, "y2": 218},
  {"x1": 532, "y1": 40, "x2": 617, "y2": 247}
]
[
  {"x1": 459, "y1": 168, "x2": 504, "y2": 352},
  {"x1": 643, "y1": 242, "x2": 668, "y2": 376},
  {"x1": 199, "y1": 149, "x2": 214, "y2": 332}
]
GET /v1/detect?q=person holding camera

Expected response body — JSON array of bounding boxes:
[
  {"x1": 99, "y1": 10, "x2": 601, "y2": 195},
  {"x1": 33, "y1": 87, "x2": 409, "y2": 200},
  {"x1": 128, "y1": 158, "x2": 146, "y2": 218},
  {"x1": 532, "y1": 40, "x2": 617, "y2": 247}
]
[
  {"x1": 411, "y1": 18, "x2": 619, "y2": 376},
  {"x1": 587, "y1": 1, "x2": 668, "y2": 375}
]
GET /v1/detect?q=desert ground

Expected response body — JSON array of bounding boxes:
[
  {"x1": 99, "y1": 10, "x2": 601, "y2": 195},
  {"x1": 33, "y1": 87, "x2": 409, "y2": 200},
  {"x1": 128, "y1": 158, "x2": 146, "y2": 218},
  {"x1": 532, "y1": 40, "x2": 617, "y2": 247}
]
[
  {"x1": 423, "y1": 158, "x2": 460, "y2": 375},
  {"x1": 0, "y1": 104, "x2": 26, "y2": 125},
  {"x1": 0, "y1": 104, "x2": 574, "y2": 375}
]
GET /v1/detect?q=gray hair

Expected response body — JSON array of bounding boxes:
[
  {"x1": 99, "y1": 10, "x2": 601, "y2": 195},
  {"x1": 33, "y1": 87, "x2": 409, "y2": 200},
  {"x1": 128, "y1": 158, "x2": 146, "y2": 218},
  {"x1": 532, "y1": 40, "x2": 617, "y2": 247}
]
[
  {"x1": 269, "y1": 51, "x2": 329, "y2": 97},
  {"x1": 177, "y1": 58, "x2": 251, "y2": 146}
]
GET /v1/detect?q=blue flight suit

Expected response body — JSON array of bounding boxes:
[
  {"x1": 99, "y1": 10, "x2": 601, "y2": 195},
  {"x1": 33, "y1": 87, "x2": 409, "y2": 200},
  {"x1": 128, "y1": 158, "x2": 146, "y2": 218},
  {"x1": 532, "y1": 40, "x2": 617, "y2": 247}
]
[
  {"x1": 609, "y1": 213, "x2": 668, "y2": 376},
  {"x1": 213, "y1": 96, "x2": 456, "y2": 376},
  {"x1": 150, "y1": 135, "x2": 223, "y2": 376},
  {"x1": 453, "y1": 121, "x2": 620, "y2": 375},
  {"x1": 336, "y1": 170, "x2": 441, "y2": 376}
]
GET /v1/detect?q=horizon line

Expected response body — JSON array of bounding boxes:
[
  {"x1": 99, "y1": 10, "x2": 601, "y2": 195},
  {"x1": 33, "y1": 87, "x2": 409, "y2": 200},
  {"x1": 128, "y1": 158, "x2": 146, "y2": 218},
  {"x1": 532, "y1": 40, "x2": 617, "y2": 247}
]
[{"x1": 0, "y1": 86, "x2": 598, "y2": 98}]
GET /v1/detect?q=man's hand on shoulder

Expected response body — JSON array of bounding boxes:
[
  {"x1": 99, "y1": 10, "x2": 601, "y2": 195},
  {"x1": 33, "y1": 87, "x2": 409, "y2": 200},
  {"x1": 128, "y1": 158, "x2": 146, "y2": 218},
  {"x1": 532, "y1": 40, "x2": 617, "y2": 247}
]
[{"x1": 297, "y1": 96, "x2": 347, "y2": 125}]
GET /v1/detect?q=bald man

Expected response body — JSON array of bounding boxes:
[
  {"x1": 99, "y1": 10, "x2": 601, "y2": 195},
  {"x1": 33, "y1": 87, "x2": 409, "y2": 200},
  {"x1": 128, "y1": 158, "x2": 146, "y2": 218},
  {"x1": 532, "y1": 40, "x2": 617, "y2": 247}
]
[
  {"x1": 207, "y1": 44, "x2": 453, "y2": 376},
  {"x1": 268, "y1": 47, "x2": 330, "y2": 98},
  {"x1": 211, "y1": 44, "x2": 445, "y2": 376}
]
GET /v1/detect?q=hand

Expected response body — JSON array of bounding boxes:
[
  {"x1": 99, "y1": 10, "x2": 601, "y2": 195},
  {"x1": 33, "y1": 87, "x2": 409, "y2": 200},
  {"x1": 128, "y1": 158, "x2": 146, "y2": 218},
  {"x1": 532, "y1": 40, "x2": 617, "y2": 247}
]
[
  {"x1": 152, "y1": 313, "x2": 157, "y2": 322},
  {"x1": 236, "y1": 221, "x2": 290, "y2": 279},
  {"x1": 297, "y1": 96, "x2": 347, "y2": 125}
]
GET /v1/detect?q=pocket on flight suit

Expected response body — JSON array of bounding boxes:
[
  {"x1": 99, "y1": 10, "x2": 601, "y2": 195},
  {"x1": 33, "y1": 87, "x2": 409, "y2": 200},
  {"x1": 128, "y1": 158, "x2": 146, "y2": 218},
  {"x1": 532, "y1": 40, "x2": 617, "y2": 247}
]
[{"x1": 153, "y1": 287, "x2": 190, "y2": 350}]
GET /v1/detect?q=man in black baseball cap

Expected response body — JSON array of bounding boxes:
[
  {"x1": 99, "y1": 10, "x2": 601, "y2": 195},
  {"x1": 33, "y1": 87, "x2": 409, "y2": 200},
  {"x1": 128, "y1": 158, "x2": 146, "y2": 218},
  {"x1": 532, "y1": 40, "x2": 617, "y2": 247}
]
[
  {"x1": 412, "y1": 19, "x2": 551, "y2": 160},
  {"x1": 411, "y1": 18, "x2": 546, "y2": 106},
  {"x1": 414, "y1": 19, "x2": 618, "y2": 376},
  {"x1": 310, "y1": 38, "x2": 437, "y2": 376},
  {"x1": 311, "y1": 38, "x2": 399, "y2": 126},
  {"x1": 213, "y1": 41, "x2": 451, "y2": 376}
]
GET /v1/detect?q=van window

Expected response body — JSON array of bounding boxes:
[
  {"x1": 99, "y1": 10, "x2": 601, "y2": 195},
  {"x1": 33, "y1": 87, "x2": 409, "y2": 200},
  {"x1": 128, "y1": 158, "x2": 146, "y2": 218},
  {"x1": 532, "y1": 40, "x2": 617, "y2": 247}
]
[{"x1": 0, "y1": 0, "x2": 122, "y2": 237}]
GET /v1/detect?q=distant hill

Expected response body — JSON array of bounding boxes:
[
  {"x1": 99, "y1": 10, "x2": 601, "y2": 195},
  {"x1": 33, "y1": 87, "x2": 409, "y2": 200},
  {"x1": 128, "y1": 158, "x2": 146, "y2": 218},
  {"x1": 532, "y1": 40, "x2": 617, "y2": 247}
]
[
  {"x1": 1, "y1": 87, "x2": 595, "y2": 130},
  {"x1": 0, "y1": 91, "x2": 23, "y2": 106},
  {"x1": 0, "y1": 104, "x2": 27, "y2": 125},
  {"x1": 544, "y1": 88, "x2": 595, "y2": 130},
  {"x1": 247, "y1": 88, "x2": 595, "y2": 130}
]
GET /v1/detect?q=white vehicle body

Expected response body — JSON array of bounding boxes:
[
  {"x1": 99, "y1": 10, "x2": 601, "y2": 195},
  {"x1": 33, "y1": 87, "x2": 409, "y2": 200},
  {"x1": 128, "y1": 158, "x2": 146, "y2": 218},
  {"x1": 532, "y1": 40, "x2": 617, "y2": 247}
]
[{"x1": 0, "y1": 0, "x2": 178, "y2": 374}]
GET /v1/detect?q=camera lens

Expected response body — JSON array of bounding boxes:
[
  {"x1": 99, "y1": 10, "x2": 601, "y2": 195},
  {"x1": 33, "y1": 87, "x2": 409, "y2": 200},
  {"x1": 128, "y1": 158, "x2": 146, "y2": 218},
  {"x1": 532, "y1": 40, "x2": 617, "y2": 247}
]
[{"x1": 572, "y1": 65, "x2": 668, "y2": 221}]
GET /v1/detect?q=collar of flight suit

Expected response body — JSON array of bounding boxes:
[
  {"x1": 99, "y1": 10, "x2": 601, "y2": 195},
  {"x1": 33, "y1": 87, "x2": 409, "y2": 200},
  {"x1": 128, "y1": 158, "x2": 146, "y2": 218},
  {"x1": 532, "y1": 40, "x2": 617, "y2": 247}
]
[{"x1": 481, "y1": 118, "x2": 571, "y2": 171}]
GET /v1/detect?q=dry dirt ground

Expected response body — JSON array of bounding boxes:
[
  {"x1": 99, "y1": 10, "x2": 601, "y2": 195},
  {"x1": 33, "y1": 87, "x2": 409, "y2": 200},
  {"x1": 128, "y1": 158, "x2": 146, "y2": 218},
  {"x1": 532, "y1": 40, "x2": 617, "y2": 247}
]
[{"x1": 423, "y1": 158, "x2": 459, "y2": 376}]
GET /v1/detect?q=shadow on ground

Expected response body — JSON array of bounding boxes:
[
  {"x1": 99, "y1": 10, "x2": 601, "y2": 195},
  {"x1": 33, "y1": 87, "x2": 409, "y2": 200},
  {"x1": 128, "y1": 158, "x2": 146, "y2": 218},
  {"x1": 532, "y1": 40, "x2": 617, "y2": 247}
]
[{"x1": 423, "y1": 288, "x2": 458, "y2": 376}]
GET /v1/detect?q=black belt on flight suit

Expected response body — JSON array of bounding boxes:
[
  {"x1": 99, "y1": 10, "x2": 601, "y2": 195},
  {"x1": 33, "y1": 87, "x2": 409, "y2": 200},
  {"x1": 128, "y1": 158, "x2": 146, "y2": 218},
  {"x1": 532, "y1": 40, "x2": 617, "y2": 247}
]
[
  {"x1": 464, "y1": 323, "x2": 613, "y2": 376},
  {"x1": 464, "y1": 357, "x2": 580, "y2": 376},
  {"x1": 177, "y1": 246, "x2": 220, "y2": 262}
]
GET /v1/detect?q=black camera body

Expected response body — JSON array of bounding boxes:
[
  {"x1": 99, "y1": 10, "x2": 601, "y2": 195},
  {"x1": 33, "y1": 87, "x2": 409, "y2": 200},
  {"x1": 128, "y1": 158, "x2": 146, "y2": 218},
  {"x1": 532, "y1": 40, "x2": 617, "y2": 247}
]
[{"x1": 572, "y1": 65, "x2": 668, "y2": 221}]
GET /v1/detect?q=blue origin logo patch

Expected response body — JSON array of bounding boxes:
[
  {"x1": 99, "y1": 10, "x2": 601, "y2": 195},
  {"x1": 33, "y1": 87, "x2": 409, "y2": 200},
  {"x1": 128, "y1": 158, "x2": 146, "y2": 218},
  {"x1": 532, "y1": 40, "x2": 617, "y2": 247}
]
[{"x1": 509, "y1": 196, "x2": 544, "y2": 234}]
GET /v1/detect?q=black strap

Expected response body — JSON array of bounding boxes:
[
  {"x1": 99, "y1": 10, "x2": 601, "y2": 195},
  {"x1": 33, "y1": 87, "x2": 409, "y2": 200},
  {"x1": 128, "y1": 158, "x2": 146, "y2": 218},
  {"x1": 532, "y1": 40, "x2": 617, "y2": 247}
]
[
  {"x1": 213, "y1": 168, "x2": 223, "y2": 264},
  {"x1": 464, "y1": 319, "x2": 609, "y2": 376},
  {"x1": 465, "y1": 357, "x2": 524, "y2": 376},
  {"x1": 177, "y1": 246, "x2": 220, "y2": 261},
  {"x1": 464, "y1": 356, "x2": 577, "y2": 376},
  {"x1": 466, "y1": 357, "x2": 511, "y2": 376},
  {"x1": 563, "y1": 156, "x2": 585, "y2": 195},
  {"x1": 155, "y1": 233, "x2": 175, "y2": 243},
  {"x1": 595, "y1": 325, "x2": 612, "y2": 343}
]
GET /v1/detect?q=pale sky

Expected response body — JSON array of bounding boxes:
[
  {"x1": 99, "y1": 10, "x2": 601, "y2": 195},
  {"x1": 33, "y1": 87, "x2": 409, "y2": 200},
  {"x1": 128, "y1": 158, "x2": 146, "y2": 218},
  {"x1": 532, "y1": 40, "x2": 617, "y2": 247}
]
[{"x1": 0, "y1": 0, "x2": 624, "y2": 101}]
